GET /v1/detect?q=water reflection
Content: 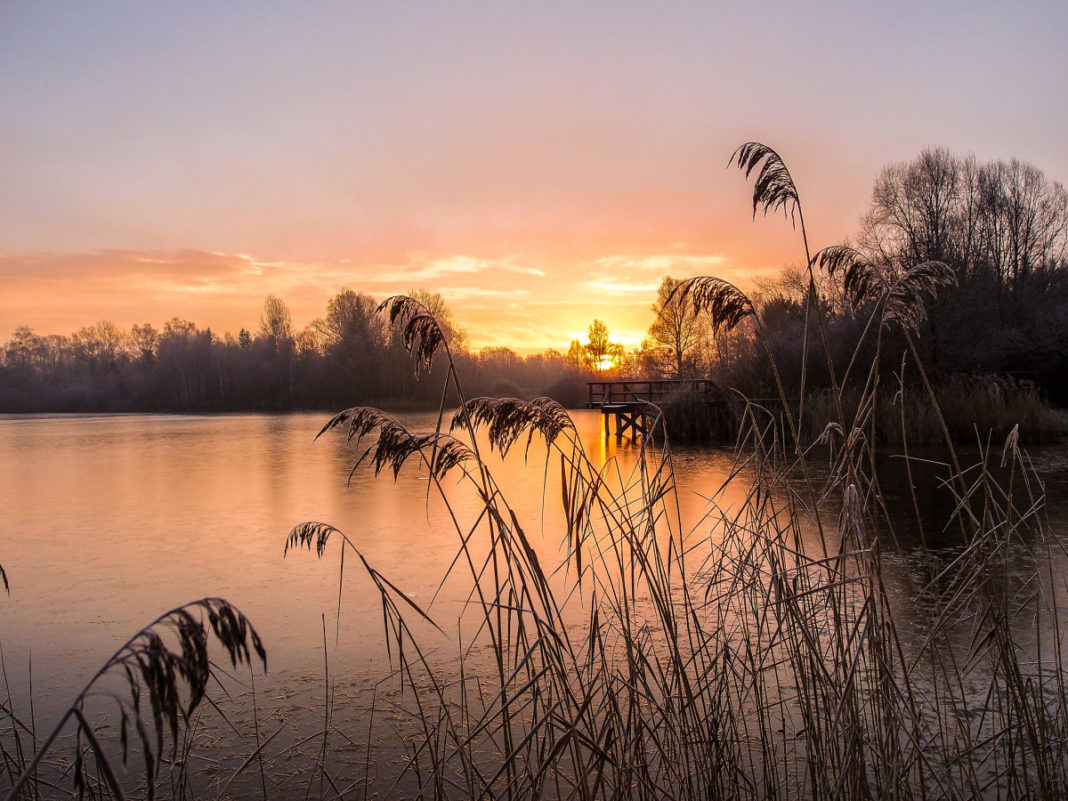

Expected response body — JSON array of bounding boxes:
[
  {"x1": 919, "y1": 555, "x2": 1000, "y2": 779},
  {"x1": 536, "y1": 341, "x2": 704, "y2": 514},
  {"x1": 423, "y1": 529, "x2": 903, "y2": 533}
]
[{"x1": 0, "y1": 411, "x2": 1065, "y2": 778}]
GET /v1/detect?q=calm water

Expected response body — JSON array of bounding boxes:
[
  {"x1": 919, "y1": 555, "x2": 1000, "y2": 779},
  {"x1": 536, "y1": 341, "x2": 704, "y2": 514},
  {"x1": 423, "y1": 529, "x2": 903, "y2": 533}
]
[
  {"x1": 1, "y1": 411, "x2": 1066, "y2": 786},
  {"x1": 0, "y1": 412, "x2": 741, "y2": 719}
]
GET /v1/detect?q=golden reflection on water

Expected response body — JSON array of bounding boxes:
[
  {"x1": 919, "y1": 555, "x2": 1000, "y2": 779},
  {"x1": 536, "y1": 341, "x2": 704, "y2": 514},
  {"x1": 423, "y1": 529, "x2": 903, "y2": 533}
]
[
  {"x1": 0, "y1": 412, "x2": 733, "y2": 721},
  {"x1": 1, "y1": 410, "x2": 1065, "y2": 739}
]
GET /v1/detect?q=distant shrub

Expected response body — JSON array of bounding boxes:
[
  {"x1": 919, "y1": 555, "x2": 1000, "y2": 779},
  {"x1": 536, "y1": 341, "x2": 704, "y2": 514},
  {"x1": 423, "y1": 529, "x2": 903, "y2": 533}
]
[
  {"x1": 540, "y1": 372, "x2": 590, "y2": 409},
  {"x1": 657, "y1": 387, "x2": 735, "y2": 442}
]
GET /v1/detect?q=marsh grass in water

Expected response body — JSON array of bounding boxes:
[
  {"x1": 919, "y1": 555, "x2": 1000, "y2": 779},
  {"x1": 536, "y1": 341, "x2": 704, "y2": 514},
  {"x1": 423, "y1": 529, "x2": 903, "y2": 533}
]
[
  {"x1": 282, "y1": 144, "x2": 1068, "y2": 799},
  {"x1": 3, "y1": 599, "x2": 265, "y2": 800},
  {"x1": 799, "y1": 375, "x2": 1067, "y2": 447},
  {"x1": 4, "y1": 143, "x2": 1067, "y2": 800}
]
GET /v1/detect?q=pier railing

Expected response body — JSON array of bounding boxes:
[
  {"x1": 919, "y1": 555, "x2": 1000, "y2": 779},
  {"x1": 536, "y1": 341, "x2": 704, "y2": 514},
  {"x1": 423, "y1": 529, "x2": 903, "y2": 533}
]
[{"x1": 586, "y1": 379, "x2": 721, "y2": 407}]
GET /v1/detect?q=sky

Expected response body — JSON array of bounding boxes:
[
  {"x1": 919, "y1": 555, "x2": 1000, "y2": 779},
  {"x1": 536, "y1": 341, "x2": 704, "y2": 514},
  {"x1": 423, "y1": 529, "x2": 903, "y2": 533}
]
[{"x1": 2, "y1": 1, "x2": 1066, "y2": 352}]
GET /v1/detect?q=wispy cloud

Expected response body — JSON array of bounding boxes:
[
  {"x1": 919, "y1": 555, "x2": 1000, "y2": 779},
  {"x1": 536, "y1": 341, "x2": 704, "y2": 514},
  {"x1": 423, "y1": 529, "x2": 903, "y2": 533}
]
[
  {"x1": 585, "y1": 277, "x2": 660, "y2": 294},
  {"x1": 0, "y1": 250, "x2": 263, "y2": 284},
  {"x1": 373, "y1": 255, "x2": 545, "y2": 283},
  {"x1": 514, "y1": 297, "x2": 650, "y2": 307},
  {"x1": 0, "y1": 246, "x2": 765, "y2": 352},
  {"x1": 500, "y1": 264, "x2": 546, "y2": 276},
  {"x1": 592, "y1": 253, "x2": 728, "y2": 273},
  {"x1": 438, "y1": 287, "x2": 530, "y2": 300}
]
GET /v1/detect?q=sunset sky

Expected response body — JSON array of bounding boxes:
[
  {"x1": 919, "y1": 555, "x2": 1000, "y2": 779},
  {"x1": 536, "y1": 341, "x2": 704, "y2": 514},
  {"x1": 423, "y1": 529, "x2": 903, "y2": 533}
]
[{"x1": 2, "y1": 2, "x2": 1066, "y2": 352}]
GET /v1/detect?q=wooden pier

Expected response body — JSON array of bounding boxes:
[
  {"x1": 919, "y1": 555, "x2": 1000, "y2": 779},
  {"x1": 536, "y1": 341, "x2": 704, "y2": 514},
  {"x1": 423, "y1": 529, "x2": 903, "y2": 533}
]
[{"x1": 586, "y1": 379, "x2": 722, "y2": 442}]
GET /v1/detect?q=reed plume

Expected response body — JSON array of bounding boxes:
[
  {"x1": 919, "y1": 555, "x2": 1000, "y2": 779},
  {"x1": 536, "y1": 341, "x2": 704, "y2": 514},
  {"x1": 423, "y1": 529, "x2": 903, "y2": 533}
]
[
  {"x1": 377, "y1": 295, "x2": 450, "y2": 374},
  {"x1": 883, "y1": 259, "x2": 955, "y2": 330},
  {"x1": 815, "y1": 245, "x2": 955, "y2": 331},
  {"x1": 732, "y1": 141, "x2": 801, "y2": 225},
  {"x1": 813, "y1": 244, "x2": 888, "y2": 308},
  {"x1": 667, "y1": 276, "x2": 755, "y2": 334},
  {"x1": 5, "y1": 599, "x2": 265, "y2": 801},
  {"x1": 451, "y1": 396, "x2": 576, "y2": 457},
  {"x1": 317, "y1": 406, "x2": 473, "y2": 481}
]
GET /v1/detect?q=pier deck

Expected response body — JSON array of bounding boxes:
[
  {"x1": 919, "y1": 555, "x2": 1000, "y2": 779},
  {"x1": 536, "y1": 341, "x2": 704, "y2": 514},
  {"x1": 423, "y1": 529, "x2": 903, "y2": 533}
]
[{"x1": 586, "y1": 379, "x2": 722, "y2": 441}]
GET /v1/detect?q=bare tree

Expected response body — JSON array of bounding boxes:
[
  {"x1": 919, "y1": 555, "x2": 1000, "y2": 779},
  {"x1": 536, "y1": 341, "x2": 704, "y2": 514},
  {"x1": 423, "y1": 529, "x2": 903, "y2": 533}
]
[
  {"x1": 130, "y1": 323, "x2": 158, "y2": 364},
  {"x1": 566, "y1": 339, "x2": 588, "y2": 368},
  {"x1": 72, "y1": 321, "x2": 127, "y2": 373},
  {"x1": 860, "y1": 148, "x2": 1067, "y2": 286},
  {"x1": 585, "y1": 319, "x2": 612, "y2": 369},
  {"x1": 861, "y1": 147, "x2": 962, "y2": 272},
  {"x1": 259, "y1": 294, "x2": 294, "y2": 350},
  {"x1": 647, "y1": 276, "x2": 708, "y2": 377}
]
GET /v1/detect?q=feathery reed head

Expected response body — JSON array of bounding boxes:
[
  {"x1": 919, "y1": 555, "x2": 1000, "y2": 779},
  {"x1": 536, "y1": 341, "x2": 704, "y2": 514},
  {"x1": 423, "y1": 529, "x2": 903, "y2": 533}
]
[
  {"x1": 25, "y1": 599, "x2": 267, "y2": 801},
  {"x1": 815, "y1": 247, "x2": 954, "y2": 330},
  {"x1": 884, "y1": 260, "x2": 955, "y2": 331},
  {"x1": 377, "y1": 295, "x2": 448, "y2": 373},
  {"x1": 113, "y1": 599, "x2": 264, "y2": 720},
  {"x1": 451, "y1": 396, "x2": 576, "y2": 457},
  {"x1": 667, "y1": 276, "x2": 755, "y2": 333},
  {"x1": 318, "y1": 405, "x2": 404, "y2": 443},
  {"x1": 731, "y1": 142, "x2": 800, "y2": 224},
  {"x1": 814, "y1": 245, "x2": 888, "y2": 309},
  {"x1": 285, "y1": 521, "x2": 343, "y2": 557},
  {"x1": 319, "y1": 405, "x2": 474, "y2": 481},
  {"x1": 1001, "y1": 424, "x2": 1021, "y2": 467}
]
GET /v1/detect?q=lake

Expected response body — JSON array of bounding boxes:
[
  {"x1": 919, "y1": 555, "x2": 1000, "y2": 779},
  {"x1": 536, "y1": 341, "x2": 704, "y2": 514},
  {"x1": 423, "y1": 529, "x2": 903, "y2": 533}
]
[{"x1": 2, "y1": 410, "x2": 1067, "y2": 794}]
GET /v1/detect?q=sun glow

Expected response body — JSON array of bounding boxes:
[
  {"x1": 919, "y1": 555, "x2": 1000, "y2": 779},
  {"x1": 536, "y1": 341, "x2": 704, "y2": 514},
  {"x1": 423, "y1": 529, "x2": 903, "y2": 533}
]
[{"x1": 0, "y1": 248, "x2": 746, "y2": 354}]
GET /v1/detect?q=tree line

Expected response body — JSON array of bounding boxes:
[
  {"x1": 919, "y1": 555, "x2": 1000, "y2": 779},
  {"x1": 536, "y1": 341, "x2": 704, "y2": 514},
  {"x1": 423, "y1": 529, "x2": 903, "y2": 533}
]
[
  {"x1": 0, "y1": 290, "x2": 596, "y2": 413},
  {"x1": 3, "y1": 147, "x2": 1066, "y2": 413},
  {"x1": 631, "y1": 147, "x2": 1068, "y2": 406}
]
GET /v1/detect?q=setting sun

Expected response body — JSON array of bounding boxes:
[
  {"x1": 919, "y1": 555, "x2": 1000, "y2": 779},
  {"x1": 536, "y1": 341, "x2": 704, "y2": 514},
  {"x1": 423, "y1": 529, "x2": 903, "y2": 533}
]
[{"x1": 3, "y1": 5, "x2": 1064, "y2": 352}]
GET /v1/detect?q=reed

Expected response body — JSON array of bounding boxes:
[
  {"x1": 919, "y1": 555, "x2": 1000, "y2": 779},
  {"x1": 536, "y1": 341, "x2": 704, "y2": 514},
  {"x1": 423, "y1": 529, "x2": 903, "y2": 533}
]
[
  {"x1": 283, "y1": 146, "x2": 1068, "y2": 800},
  {"x1": 3, "y1": 599, "x2": 265, "y2": 801},
  {"x1": 799, "y1": 377, "x2": 1066, "y2": 446},
  {"x1": 7, "y1": 142, "x2": 1066, "y2": 800}
]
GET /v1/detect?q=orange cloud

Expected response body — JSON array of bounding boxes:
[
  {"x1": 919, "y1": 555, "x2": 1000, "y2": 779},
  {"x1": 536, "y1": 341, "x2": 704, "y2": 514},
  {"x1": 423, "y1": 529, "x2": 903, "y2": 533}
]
[{"x1": 0, "y1": 245, "x2": 781, "y2": 353}]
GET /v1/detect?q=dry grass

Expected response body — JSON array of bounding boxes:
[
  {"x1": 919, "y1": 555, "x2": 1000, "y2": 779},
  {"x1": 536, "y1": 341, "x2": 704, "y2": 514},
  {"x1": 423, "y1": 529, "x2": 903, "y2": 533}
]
[
  {"x1": 5, "y1": 145, "x2": 1067, "y2": 800},
  {"x1": 3, "y1": 599, "x2": 265, "y2": 800},
  {"x1": 800, "y1": 377, "x2": 1067, "y2": 446},
  {"x1": 283, "y1": 282, "x2": 1067, "y2": 798},
  {"x1": 280, "y1": 148, "x2": 1067, "y2": 799}
]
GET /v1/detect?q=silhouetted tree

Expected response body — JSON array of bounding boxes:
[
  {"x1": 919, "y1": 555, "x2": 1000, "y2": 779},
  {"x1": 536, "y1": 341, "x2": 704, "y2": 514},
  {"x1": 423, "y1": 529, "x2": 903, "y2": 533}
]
[
  {"x1": 585, "y1": 320, "x2": 612, "y2": 369},
  {"x1": 130, "y1": 323, "x2": 158, "y2": 366},
  {"x1": 320, "y1": 289, "x2": 386, "y2": 403},
  {"x1": 647, "y1": 276, "x2": 709, "y2": 378},
  {"x1": 566, "y1": 339, "x2": 587, "y2": 369},
  {"x1": 155, "y1": 319, "x2": 216, "y2": 408},
  {"x1": 72, "y1": 321, "x2": 126, "y2": 374},
  {"x1": 0, "y1": 288, "x2": 607, "y2": 411},
  {"x1": 259, "y1": 294, "x2": 294, "y2": 351},
  {"x1": 851, "y1": 148, "x2": 1068, "y2": 393},
  {"x1": 255, "y1": 295, "x2": 296, "y2": 406}
]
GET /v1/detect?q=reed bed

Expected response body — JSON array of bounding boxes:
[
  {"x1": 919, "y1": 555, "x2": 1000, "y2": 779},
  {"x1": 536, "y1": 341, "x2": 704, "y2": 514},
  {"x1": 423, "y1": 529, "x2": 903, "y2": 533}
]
[
  {"x1": 281, "y1": 281, "x2": 1066, "y2": 796},
  {"x1": 280, "y1": 146, "x2": 1067, "y2": 799},
  {"x1": 282, "y1": 390, "x2": 1068, "y2": 800},
  {"x1": 798, "y1": 377, "x2": 1066, "y2": 446},
  {"x1": 5, "y1": 143, "x2": 1067, "y2": 800}
]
